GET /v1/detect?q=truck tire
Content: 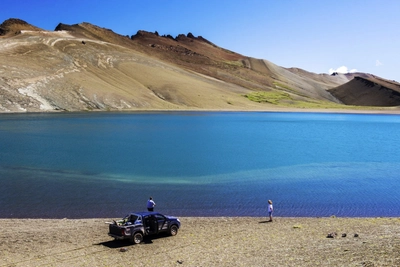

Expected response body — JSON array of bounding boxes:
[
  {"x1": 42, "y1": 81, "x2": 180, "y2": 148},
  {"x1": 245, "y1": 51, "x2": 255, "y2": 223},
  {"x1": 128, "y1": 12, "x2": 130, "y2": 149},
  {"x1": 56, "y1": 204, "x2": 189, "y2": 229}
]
[
  {"x1": 169, "y1": 225, "x2": 178, "y2": 236},
  {"x1": 132, "y1": 232, "x2": 143, "y2": 244}
]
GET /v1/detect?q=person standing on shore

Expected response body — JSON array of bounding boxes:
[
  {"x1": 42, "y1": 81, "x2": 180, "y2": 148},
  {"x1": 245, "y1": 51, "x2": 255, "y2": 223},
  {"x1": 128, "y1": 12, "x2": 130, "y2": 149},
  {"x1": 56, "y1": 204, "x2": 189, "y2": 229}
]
[
  {"x1": 147, "y1": 197, "x2": 156, "y2": 211},
  {"x1": 268, "y1": 200, "x2": 273, "y2": 222}
]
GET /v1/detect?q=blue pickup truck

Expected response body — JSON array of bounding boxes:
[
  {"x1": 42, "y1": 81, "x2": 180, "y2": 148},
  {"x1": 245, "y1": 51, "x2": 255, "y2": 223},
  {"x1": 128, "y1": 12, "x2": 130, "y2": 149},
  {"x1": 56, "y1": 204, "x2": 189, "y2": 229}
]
[{"x1": 108, "y1": 211, "x2": 181, "y2": 244}]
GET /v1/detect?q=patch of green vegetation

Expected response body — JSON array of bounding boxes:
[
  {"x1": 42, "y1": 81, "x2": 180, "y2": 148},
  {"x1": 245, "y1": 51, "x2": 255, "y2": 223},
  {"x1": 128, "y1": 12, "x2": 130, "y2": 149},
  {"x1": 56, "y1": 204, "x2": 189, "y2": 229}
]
[
  {"x1": 273, "y1": 82, "x2": 293, "y2": 91},
  {"x1": 272, "y1": 82, "x2": 309, "y2": 98},
  {"x1": 245, "y1": 91, "x2": 291, "y2": 104},
  {"x1": 220, "y1": 60, "x2": 244, "y2": 70},
  {"x1": 245, "y1": 91, "x2": 378, "y2": 110},
  {"x1": 224, "y1": 60, "x2": 243, "y2": 67}
]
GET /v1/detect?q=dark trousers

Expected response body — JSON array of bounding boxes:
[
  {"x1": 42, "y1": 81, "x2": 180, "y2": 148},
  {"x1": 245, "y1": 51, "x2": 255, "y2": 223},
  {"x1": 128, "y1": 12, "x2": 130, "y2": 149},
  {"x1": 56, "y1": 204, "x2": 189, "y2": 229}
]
[{"x1": 147, "y1": 208, "x2": 154, "y2": 211}]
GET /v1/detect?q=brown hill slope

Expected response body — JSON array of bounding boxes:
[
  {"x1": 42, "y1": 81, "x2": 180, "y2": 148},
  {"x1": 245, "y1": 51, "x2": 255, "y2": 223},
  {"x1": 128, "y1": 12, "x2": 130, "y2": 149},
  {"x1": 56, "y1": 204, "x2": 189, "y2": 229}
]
[
  {"x1": 0, "y1": 18, "x2": 398, "y2": 112},
  {"x1": 54, "y1": 22, "x2": 138, "y2": 50},
  {"x1": 0, "y1": 18, "x2": 42, "y2": 36},
  {"x1": 127, "y1": 30, "x2": 351, "y2": 103},
  {"x1": 329, "y1": 76, "x2": 400, "y2": 107},
  {"x1": 0, "y1": 21, "x2": 262, "y2": 112}
]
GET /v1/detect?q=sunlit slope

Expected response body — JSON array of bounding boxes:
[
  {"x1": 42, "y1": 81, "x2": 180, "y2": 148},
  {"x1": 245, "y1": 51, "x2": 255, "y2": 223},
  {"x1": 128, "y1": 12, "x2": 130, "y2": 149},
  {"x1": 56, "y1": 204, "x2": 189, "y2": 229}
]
[
  {"x1": 0, "y1": 30, "x2": 264, "y2": 112},
  {"x1": 128, "y1": 30, "x2": 349, "y2": 102},
  {"x1": 1, "y1": 18, "x2": 400, "y2": 112}
]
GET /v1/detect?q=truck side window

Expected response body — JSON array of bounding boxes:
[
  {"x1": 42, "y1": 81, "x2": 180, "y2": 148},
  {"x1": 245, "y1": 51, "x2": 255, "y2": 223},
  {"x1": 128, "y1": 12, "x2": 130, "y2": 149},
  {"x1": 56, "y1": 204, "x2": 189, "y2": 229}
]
[{"x1": 130, "y1": 215, "x2": 139, "y2": 223}]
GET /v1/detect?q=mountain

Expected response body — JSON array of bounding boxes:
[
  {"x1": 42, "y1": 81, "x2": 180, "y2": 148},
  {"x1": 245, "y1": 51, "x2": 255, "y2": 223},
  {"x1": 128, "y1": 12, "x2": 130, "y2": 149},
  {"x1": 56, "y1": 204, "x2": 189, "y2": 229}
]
[
  {"x1": 328, "y1": 76, "x2": 400, "y2": 106},
  {"x1": 0, "y1": 18, "x2": 399, "y2": 113},
  {"x1": 0, "y1": 18, "x2": 42, "y2": 36}
]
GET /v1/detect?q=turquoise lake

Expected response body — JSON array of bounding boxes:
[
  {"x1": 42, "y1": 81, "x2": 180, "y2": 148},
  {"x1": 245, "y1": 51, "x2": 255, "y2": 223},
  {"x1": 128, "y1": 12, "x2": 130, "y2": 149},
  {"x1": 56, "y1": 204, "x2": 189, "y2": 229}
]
[{"x1": 1, "y1": 111, "x2": 400, "y2": 218}]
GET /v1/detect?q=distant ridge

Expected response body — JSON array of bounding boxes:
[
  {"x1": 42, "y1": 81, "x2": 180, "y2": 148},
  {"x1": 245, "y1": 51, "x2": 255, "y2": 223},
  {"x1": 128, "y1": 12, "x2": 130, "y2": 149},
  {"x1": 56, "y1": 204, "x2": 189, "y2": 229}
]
[
  {"x1": 329, "y1": 76, "x2": 400, "y2": 106},
  {"x1": 0, "y1": 18, "x2": 42, "y2": 36}
]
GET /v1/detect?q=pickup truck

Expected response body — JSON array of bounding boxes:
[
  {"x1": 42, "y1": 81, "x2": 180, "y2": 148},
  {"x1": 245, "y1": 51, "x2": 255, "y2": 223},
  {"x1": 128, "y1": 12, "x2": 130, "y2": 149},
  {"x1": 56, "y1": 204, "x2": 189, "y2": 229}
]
[{"x1": 108, "y1": 211, "x2": 181, "y2": 244}]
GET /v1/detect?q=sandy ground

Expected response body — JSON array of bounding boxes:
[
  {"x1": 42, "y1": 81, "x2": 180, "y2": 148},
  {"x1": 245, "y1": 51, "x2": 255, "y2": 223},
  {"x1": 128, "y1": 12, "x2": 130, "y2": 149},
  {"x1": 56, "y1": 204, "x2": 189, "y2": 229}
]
[{"x1": 1, "y1": 217, "x2": 400, "y2": 266}]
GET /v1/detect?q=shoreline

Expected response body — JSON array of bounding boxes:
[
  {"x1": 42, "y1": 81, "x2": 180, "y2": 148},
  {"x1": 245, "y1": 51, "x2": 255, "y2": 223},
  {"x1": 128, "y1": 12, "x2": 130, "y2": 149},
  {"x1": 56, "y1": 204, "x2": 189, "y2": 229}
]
[
  {"x1": 1, "y1": 106, "x2": 400, "y2": 115},
  {"x1": 1, "y1": 216, "x2": 399, "y2": 266}
]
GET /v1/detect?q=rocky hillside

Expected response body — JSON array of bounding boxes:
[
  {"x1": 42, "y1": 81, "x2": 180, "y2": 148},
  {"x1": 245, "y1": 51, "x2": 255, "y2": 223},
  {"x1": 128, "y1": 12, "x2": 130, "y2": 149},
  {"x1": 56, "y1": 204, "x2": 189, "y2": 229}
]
[
  {"x1": 0, "y1": 18, "x2": 42, "y2": 36},
  {"x1": 329, "y1": 76, "x2": 400, "y2": 106},
  {"x1": 0, "y1": 18, "x2": 399, "y2": 113}
]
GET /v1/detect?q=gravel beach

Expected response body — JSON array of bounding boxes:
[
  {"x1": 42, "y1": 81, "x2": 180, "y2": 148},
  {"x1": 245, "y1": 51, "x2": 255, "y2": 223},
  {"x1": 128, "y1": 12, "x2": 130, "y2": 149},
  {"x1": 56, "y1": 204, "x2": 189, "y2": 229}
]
[{"x1": 1, "y1": 217, "x2": 400, "y2": 266}]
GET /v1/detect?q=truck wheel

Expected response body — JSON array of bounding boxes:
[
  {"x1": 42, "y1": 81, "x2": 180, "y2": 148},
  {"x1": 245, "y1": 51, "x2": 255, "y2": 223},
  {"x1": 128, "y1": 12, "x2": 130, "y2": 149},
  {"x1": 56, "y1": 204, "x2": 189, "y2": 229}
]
[
  {"x1": 169, "y1": 225, "x2": 178, "y2": 236},
  {"x1": 132, "y1": 232, "x2": 143, "y2": 244}
]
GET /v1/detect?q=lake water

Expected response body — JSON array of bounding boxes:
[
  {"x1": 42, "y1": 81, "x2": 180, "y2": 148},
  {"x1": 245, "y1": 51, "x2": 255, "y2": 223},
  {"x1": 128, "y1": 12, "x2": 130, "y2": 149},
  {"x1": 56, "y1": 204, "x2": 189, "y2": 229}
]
[{"x1": 1, "y1": 111, "x2": 400, "y2": 218}]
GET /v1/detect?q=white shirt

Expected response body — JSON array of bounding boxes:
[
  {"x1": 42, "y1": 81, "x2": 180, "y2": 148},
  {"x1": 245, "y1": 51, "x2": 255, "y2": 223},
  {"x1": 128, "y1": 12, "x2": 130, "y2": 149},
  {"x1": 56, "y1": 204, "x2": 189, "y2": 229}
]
[
  {"x1": 147, "y1": 199, "x2": 156, "y2": 208},
  {"x1": 268, "y1": 204, "x2": 273, "y2": 212}
]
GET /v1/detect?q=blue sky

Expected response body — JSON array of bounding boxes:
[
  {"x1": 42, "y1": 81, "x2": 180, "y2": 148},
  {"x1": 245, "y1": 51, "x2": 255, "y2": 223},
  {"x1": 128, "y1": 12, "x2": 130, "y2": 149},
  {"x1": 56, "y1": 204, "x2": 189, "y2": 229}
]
[{"x1": 1, "y1": 0, "x2": 399, "y2": 81}]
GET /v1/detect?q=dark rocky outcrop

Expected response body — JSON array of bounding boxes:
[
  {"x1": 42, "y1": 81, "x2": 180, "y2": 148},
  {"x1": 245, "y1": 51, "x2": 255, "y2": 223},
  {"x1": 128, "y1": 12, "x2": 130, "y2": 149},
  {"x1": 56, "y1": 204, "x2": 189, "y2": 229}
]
[
  {"x1": 130, "y1": 30, "x2": 159, "y2": 40},
  {"x1": 54, "y1": 22, "x2": 71, "y2": 31},
  {"x1": 329, "y1": 76, "x2": 400, "y2": 106},
  {"x1": 0, "y1": 18, "x2": 42, "y2": 36}
]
